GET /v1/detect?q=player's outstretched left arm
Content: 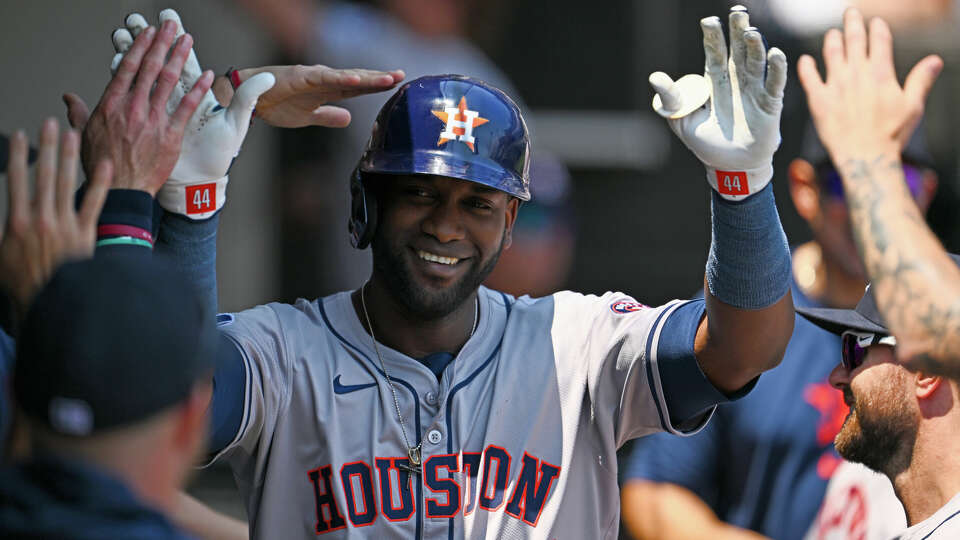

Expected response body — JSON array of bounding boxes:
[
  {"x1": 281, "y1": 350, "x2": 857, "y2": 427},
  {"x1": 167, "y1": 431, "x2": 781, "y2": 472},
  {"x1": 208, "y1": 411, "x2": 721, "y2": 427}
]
[{"x1": 651, "y1": 6, "x2": 793, "y2": 393}]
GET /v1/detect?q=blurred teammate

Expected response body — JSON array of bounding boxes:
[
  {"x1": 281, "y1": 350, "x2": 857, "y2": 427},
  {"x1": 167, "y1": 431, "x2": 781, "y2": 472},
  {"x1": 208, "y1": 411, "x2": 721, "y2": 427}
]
[{"x1": 0, "y1": 256, "x2": 217, "y2": 539}]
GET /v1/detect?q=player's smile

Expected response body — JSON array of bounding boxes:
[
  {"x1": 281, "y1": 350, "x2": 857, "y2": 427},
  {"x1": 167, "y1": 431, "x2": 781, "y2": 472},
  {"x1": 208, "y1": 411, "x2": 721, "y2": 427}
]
[
  {"x1": 410, "y1": 247, "x2": 469, "y2": 281},
  {"x1": 369, "y1": 174, "x2": 517, "y2": 318},
  {"x1": 417, "y1": 249, "x2": 460, "y2": 266}
]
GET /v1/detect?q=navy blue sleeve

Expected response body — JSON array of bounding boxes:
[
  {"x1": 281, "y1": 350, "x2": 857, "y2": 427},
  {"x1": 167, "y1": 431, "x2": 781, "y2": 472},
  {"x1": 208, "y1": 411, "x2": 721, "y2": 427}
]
[
  {"x1": 155, "y1": 211, "x2": 220, "y2": 320},
  {"x1": 93, "y1": 188, "x2": 157, "y2": 232},
  {"x1": 208, "y1": 331, "x2": 247, "y2": 453},
  {"x1": 89, "y1": 189, "x2": 157, "y2": 258},
  {"x1": 657, "y1": 300, "x2": 757, "y2": 430},
  {"x1": 623, "y1": 418, "x2": 723, "y2": 508}
]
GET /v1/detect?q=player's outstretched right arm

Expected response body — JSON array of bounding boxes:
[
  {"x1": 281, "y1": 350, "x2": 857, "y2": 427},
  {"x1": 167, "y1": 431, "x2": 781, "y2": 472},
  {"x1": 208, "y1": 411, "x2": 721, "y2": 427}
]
[{"x1": 650, "y1": 6, "x2": 793, "y2": 394}]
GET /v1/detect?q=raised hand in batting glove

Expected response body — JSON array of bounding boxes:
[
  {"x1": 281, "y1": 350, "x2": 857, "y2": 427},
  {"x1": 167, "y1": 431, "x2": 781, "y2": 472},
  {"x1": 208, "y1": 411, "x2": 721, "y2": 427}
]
[
  {"x1": 650, "y1": 6, "x2": 787, "y2": 201},
  {"x1": 114, "y1": 9, "x2": 275, "y2": 220}
]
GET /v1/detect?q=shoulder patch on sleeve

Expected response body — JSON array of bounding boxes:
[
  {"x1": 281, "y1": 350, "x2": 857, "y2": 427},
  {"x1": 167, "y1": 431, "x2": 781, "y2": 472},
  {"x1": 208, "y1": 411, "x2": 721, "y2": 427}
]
[
  {"x1": 216, "y1": 313, "x2": 236, "y2": 327},
  {"x1": 610, "y1": 299, "x2": 648, "y2": 314}
]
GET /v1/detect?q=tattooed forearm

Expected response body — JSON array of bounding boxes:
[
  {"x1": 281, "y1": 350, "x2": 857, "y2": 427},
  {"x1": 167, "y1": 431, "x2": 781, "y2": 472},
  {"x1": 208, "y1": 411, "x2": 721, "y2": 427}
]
[{"x1": 837, "y1": 154, "x2": 960, "y2": 376}]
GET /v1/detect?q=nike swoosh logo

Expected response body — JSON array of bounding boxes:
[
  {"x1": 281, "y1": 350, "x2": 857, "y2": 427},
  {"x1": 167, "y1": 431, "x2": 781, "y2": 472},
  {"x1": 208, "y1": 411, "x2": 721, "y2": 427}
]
[{"x1": 333, "y1": 375, "x2": 378, "y2": 395}]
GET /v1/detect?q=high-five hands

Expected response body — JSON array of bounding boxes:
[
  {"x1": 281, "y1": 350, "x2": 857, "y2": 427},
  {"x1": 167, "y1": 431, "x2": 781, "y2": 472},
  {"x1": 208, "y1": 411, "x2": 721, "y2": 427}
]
[
  {"x1": 797, "y1": 8, "x2": 942, "y2": 166},
  {"x1": 109, "y1": 10, "x2": 274, "y2": 219},
  {"x1": 650, "y1": 6, "x2": 787, "y2": 201},
  {"x1": 68, "y1": 8, "x2": 403, "y2": 219},
  {"x1": 0, "y1": 120, "x2": 111, "y2": 318},
  {"x1": 64, "y1": 19, "x2": 212, "y2": 198}
]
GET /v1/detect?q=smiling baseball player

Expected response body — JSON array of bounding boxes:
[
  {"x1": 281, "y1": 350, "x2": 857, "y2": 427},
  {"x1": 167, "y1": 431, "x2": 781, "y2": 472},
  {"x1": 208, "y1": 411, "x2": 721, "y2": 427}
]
[{"x1": 104, "y1": 6, "x2": 793, "y2": 539}]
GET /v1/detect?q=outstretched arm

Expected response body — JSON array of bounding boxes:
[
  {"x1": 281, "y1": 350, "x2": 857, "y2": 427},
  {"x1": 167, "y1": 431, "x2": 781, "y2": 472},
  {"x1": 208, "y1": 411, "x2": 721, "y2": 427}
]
[
  {"x1": 796, "y1": 9, "x2": 956, "y2": 376},
  {"x1": 211, "y1": 65, "x2": 404, "y2": 128},
  {"x1": 622, "y1": 481, "x2": 769, "y2": 540},
  {"x1": 171, "y1": 492, "x2": 248, "y2": 540},
  {"x1": 651, "y1": 6, "x2": 793, "y2": 393},
  {"x1": 0, "y1": 121, "x2": 111, "y2": 321}
]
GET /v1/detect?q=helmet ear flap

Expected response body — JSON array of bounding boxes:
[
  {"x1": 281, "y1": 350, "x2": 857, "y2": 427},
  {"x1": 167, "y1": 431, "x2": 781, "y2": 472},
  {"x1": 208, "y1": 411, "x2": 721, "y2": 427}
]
[{"x1": 348, "y1": 168, "x2": 378, "y2": 249}]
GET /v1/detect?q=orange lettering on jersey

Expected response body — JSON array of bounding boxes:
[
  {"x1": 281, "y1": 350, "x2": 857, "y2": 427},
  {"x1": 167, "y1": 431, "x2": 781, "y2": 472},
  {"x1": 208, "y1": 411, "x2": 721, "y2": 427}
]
[{"x1": 308, "y1": 447, "x2": 562, "y2": 532}]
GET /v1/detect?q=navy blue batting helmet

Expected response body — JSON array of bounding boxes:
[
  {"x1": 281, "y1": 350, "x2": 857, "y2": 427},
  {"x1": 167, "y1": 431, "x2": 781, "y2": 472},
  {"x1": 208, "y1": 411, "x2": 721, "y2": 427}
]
[{"x1": 349, "y1": 75, "x2": 531, "y2": 248}]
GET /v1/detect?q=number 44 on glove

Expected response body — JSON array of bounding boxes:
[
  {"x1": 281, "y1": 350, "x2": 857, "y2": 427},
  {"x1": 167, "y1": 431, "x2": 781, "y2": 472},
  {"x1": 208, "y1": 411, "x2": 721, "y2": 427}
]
[{"x1": 650, "y1": 5, "x2": 787, "y2": 201}]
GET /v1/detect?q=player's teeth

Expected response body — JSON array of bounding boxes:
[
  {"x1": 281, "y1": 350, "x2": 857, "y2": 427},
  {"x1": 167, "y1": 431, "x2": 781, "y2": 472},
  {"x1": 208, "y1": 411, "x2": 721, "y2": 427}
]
[{"x1": 418, "y1": 250, "x2": 458, "y2": 265}]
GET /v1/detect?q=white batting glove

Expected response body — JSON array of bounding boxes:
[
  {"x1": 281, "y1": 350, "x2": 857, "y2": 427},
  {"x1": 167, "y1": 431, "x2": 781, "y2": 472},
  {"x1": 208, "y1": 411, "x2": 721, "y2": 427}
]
[
  {"x1": 111, "y1": 9, "x2": 275, "y2": 219},
  {"x1": 649, "y1": 6, "x2": 787, "y2": 201}
]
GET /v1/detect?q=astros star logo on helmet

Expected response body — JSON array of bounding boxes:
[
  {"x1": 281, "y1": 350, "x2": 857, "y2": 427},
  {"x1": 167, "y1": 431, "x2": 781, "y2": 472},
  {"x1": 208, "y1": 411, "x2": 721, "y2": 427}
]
[{"x1": 432, "y1": 96, "x2": 489, "y2": 152}]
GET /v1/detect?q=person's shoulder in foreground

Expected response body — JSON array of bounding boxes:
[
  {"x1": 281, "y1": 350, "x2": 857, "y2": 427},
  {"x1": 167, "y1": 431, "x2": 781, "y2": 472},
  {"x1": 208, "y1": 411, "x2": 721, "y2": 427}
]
[{"x1": 0, "y1": 255, "x2": 215, "y2": 540}]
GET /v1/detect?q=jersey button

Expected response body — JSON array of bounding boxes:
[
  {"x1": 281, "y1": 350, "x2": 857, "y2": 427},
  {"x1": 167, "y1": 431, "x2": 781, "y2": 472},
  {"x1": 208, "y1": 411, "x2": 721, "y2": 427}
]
[
  {"x1": 427, "y1": 429, "x2": 442, "y2": 444},
  {"x1": 425, "y1": 391, "x2": 438, "y2": 405}
]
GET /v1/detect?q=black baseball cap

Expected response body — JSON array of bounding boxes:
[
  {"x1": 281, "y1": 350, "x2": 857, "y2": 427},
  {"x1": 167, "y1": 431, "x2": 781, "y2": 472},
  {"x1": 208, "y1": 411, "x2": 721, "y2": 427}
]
[
  {"x1": 14, "y1": 254, "x2": 217, "y2": 436},
  {"x1": 797, "y1": 253, "x2": 960, "y2": 336}
]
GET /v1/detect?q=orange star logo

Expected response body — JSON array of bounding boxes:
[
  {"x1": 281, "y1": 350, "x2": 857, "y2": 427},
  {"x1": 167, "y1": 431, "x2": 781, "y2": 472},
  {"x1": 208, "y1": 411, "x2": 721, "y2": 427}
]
[{"x1": 432, "y1": 96, "x2": 489, "y2": 152}]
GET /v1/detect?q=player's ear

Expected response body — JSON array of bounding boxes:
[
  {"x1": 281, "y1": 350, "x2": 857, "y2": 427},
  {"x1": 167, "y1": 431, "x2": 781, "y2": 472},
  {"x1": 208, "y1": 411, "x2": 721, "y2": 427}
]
[
  {"x1": 915, "y1": 371, "x2": 942, "y2": 400},
  {"x1": 502, "y1": 197, "x2": 520, "y2": 249},
  {"x1": 789, "y1": 158, "x2": 820, "y2": 222}
]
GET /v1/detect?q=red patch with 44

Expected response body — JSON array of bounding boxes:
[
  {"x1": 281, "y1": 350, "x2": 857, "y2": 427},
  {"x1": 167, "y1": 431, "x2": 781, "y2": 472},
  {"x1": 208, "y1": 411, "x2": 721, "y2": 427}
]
[
  {"x1": 610, "y1": 300, "x2": 648, "y2": 314},
  {"x1": 715, "y1": 170, "x2": 749, "y2": 196}
]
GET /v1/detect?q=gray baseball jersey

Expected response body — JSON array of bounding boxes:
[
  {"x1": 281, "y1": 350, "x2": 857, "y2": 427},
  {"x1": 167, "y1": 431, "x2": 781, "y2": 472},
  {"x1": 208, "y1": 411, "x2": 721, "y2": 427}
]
[
  {"x1": 212, "y1": 286, "x2": 717, "y2": 539},
  {"x1": 895, "y1": 492, "x2": 960, "y2": 540}
]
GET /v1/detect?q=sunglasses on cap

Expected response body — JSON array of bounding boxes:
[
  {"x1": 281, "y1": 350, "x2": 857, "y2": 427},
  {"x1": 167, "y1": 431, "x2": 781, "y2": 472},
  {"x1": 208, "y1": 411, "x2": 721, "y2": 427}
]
[{"x1": 840, "y1": 330, "x2": 897, "y2": 371}]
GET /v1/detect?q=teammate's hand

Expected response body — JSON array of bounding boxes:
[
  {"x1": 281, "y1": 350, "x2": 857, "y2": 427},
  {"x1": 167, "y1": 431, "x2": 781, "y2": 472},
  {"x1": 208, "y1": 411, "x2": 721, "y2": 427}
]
[
  {"x1": 650, "y1": 6, "x2": 787, "y2": 201},
  {"x1": 0, "y1": 119, "x2": 112, "y2": 318},
  {"x1": 216, "y1": 65, "x2": 405, "y2": 129},
  {"x1": 66, "y1": 20, "x2": 212, "y2": 197},
  {"x1": 797, "y1": 8, "x2": 943, "y2": 166},
  {"x1": 113, "y1": 10, "x2": 275, "y2": 220}
]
